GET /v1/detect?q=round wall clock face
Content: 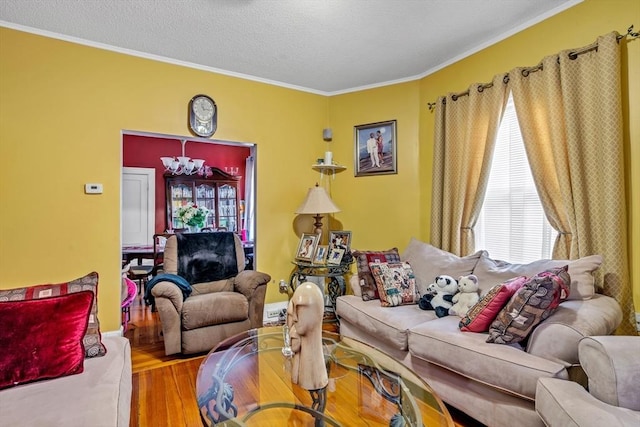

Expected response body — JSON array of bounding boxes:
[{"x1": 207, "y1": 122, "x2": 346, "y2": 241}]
[{"x1": 189, "y1": 94, "x2": 217, "y2": 137}]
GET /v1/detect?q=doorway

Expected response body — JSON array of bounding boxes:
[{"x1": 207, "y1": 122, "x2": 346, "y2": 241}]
[{"x1": 121, "y1": 130, "x2": 258, "y2": 358}]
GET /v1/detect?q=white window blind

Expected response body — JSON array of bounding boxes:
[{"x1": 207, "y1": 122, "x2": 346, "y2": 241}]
[{"x1": 475, "y1": 93, "x2": 556, "y2": 263}]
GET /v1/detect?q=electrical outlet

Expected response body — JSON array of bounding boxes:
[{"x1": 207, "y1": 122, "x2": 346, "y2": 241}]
[
  {"x1": 636, "y1": 313, "x2": 640, "y2": 332},
  {"x1": 267, "y1": 309, "x2": 281, "y2": 319}
]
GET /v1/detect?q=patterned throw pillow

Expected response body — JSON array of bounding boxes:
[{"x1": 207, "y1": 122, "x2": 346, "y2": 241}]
[
  {"x1": 353, "y1": 248, "x2": 401, "y2": 301},
  {"x1": 0, "y1": 272, "x2": 107, "y2": 358},
  {"x1": 459, "y1": 276, "x2": 528, "y2": 332},
  {"x1": 369, "y1": 262, "x2": 417, "y2": 307},
  {"x1": 486, "y1": 266, "x2": 570, "y2": 345}
]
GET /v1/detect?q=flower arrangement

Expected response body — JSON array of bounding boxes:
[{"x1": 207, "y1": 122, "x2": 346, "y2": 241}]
[{"x1": 176, "y1": 202, "x2": 209, "y2": 228}]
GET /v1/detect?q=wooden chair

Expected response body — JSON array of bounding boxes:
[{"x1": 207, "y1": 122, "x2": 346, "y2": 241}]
[
  {"x1": 127, "y1": 262, "x2": 154, "y2": 295},
  {"x1": 150, "y1": 233, "x2": 173, "y2": 277}
]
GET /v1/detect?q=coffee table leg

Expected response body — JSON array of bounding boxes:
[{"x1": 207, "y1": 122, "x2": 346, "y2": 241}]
[{"x1": 309, "y1": 387, "x2": 327, "y2": 427}]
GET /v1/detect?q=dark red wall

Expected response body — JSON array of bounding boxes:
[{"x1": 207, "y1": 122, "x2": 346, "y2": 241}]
[{"x1": 123, "y1": 134, "x2": 251, "y2": 233}]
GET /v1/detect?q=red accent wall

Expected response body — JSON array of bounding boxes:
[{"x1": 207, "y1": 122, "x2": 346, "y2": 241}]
[{"x1": 123, "y1": 134, "x2": 250, "y2": 233}]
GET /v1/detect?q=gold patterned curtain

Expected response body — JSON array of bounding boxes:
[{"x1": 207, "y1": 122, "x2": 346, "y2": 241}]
[
  {"x1": 431, "y1": 74, "x2": 509, "y2": 255},
  {"x1": 509, "y1": 32, "x2": 635, "y2": 334}
]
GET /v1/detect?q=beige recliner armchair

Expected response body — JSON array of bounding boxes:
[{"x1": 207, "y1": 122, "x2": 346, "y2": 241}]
[
  {"x1": 149, "y1": 232, "x2": 271, "y2": 355},
  {"x1": 536, "y1": 335, "x2": 640, "y2": 427}
]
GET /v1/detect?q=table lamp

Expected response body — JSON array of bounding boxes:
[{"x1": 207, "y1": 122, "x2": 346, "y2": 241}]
[{"x1": 295, "y1": 184, "x2": 340, "y2": 235}]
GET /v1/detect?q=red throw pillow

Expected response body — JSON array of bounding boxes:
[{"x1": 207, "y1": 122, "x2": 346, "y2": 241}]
[
  {"x1": 0, "y1": 291, "x2": 93, "y2": 389},
  {"x1": 353, "y1": 249, "x2": 401, "y2": 301},
  {"x1": 0, "y1": 272, "x2": 106, "y2": 358},
  {"x1": 459, "y1": 276, "x2": 528, "y2": 332}
]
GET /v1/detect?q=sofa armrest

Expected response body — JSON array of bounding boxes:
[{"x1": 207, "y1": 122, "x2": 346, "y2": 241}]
[
  {"x1": 233, "y1": 270, "x2": 271, "y2": 299},
  {"x1": 526, "y1": 294, "x2": 622, "y2": 365},
  {"x1": 150, "y1": 281, "x2": 184, "y2": 355},
  {"x1": 233, "y1": 270, "x2": 271, "y2": 328},
  {"x1": 150, "y1": 281, "x2": 185, "y2": 312},
  {"x1": 536, "y1": 377, "x2": 640, "y2": 427},
  {"x1": 579, "y1": 336, "x2": 640, "y2": 411}
]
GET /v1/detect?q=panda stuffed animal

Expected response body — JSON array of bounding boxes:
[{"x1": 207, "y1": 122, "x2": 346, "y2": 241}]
[{"x1": 418, "y1": 275, "x2": 458, "y2": 318}]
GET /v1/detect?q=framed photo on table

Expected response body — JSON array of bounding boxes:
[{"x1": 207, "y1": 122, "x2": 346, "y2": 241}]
[
  {"x1": 354, "y1": 120, "x2": 397, "y2": 177},
  {"x1": 328, "y1": 231, "x2": 352, "y2": 254},
  {"x1": 313, "y1": 245, "x2": 329, "y2": 265},
  {"x1": 295, "y1": 233, "x2": 318, "y2": 262},
  {"x1": 327, "y1": 247, "x2": 346, "y2": 265}
]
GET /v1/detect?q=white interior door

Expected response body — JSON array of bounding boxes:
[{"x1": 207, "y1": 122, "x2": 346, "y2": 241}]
[{"x1": 122, "y1": 167, "x2": 155, "y2": 245}]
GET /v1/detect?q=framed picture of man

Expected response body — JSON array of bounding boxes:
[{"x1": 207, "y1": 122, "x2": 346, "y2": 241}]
[
  {"x1": 354, "y1": 120, "x2": 397, "y2": 177},
  {"x1": 296, "y1": 233, "x2": 318, "y2": 262}
]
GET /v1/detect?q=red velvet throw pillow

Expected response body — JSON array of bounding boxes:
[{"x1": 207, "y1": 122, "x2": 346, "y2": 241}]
[
  {"x1": 0, "y1": 272, "x2": 106, "y2": 358},
  {"x1": 0, "y1": 291, "x2": 93, "y2": 390}
]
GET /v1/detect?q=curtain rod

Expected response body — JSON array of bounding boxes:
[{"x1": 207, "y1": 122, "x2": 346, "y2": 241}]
[{"x1": 427, "y1": 25, "x2": 638, "y2": 112}]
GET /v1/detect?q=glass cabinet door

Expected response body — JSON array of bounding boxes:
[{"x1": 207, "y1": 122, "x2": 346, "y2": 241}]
[
  {"x1": 169, "y1": 183, "x2": 193, "y2": 229},
  {"x1": 196, "y1": 183, "x2": 216, "y2": 228},
  {"x1": 166, "y1": 169, "x2": 240, "y2": 232},
  {"x1": 217, "y1": 184, "x2": 237, "y2": 231}
]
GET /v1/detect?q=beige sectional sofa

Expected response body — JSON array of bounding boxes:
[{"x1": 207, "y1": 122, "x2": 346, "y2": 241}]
[
  {"x1": 0, "y1": 336, "x2": 132, "y2": 427},
  {"x1": 336, "y1": 238, "x2": 623, "y2": 427},
  {"x1": 536, "y1": 335, "x2": 640, "y2": 427}
]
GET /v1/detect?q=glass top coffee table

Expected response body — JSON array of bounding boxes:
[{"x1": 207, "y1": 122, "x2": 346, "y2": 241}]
[{"x1": 196, "y1": 326, "x2": 453, "y2": 426}]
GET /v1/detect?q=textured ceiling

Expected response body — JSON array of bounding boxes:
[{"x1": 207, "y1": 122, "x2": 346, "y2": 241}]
[{"x1": 0, "y1": 0, "x2": 580, "y2": 94}]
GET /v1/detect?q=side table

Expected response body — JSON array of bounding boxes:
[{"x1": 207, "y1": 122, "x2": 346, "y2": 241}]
[{"x1": 282, "y1": 259, "x2": 353, "y2": 319}]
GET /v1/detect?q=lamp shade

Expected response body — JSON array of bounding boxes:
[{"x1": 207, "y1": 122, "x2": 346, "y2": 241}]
[{"x1": 295, "y1": 185, "x2": 340, "y2": 214}]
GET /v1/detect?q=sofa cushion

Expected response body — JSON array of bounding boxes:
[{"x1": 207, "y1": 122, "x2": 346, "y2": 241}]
[
  {"x1": 536, "y1": 376, "x2": 640, "y2": 427},
  {"x1": 487, "y1": 266, "x2": 570, "y2": 345},
  {"x1": 400, "y1": 238, "x2": 484, "y2": 296},
  {"x1": 370, "y1": 262, "x2": 417, "y2": 307},
  {"x1": 335, "y1": 295, "x2": 436, "y2": 351},
  {"x1": 353, "y1": 248, "x2": 401, "y2": 300},
  {"x1": 408, "y1": 316, "x2": 569, "y2": 400},
  {"x1": 459, "y1": 276, "x2": 528, "y2": 332},
  {"x1": 473, "y1": 252, "x2": 601, "y2": 300},
  {"x1": 0, "y1": 336, "x2": 132, "y2": 427},
  {"x1": 0, "y1": 291, "x2": 93, "y2": 389},
  {"x1": 181, "y1": 292, "x2": 248, "y2": 330},
  {"x1": 0, "y1": 272, "x2": 106, "y2": 358}
]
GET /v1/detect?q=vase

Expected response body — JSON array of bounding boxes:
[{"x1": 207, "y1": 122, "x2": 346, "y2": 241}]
[{"x1": 188, "y1": 225, "x2": 201, "y2": 233}]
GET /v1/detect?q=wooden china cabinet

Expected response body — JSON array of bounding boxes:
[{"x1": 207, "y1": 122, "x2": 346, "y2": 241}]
[{"x1": 165, "y1": 167, "x2": 240, "y2": 232}]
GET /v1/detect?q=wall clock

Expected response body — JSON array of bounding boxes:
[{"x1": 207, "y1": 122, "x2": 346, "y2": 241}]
[{"x1": 188, "y1": 94, "x2": 217, "y2": 137}]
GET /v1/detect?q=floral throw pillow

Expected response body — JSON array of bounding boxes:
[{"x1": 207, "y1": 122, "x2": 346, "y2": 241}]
[
  {"x1": 369, "y1": 262, "x2": 417, "y2": 307},
  {"x1": 0, "y1": 272, "x2": 107, "y2": 358},
  {"x1": 353, "y1": 248, "x2": 401, "y2": 301},
  {"x1": 486, "y1": 266, "x2": 570, "y2": 345}
]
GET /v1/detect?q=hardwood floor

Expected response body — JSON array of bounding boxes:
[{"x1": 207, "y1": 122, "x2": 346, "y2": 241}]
[{"x1": 124, "y1": 294, "x2": 484, "y2": 426}]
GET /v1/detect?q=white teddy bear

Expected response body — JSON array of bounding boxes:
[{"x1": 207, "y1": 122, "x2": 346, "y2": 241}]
[{"x1": 449, "y1": 274, "x2": 480, "y2": 317}]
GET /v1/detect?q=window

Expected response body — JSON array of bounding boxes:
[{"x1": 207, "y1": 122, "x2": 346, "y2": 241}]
[{"x1": 475, "y1": 93, "x2": 556, "y2": 263}]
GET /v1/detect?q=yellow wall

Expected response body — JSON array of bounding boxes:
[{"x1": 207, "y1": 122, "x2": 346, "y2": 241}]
[
  {"x1": 414, "y1": 0, "x2": 639, "y2": 309},
  {"x1": 1, "y1": 0, "x2": 638, "y2": 332},
  {"x1": 0, "y1": 28, "x2": 330, "y2": 331}
]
